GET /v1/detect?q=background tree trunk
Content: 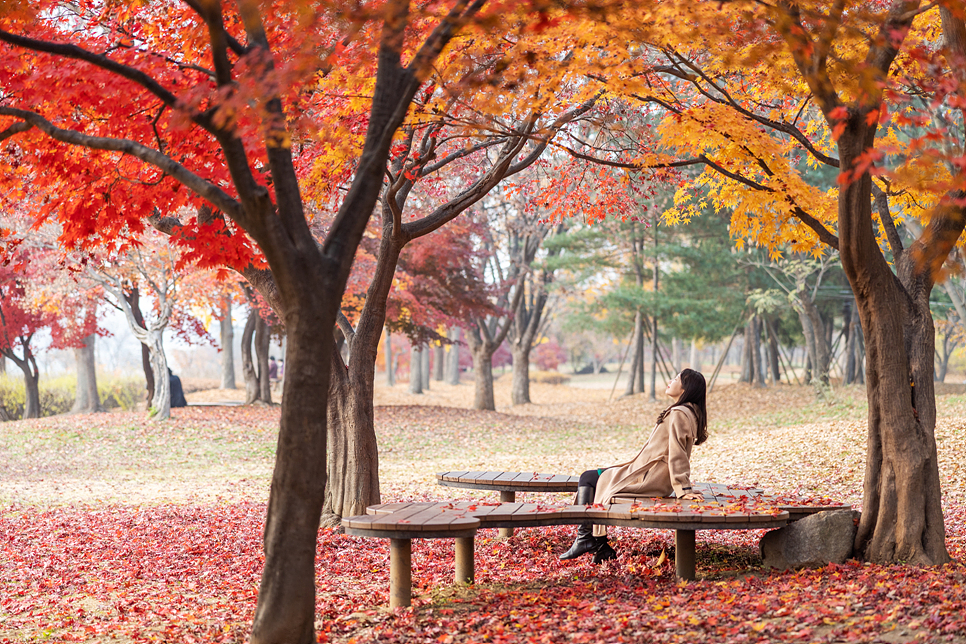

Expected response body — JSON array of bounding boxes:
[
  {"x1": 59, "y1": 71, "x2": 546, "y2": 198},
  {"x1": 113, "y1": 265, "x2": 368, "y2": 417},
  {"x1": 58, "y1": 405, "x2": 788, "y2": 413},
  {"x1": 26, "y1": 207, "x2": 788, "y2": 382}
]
[
  {"x1": 648, "y1": 316, "x2": 658, "y2": 400},
  {"x1": 445, "y1": 327, "x2": 461, "y2": 385},
  {"x1": 71, "y1": 334, "x2": 103, "y2": 414},
  {"x1": 255, "y1": 316, "x2": 272, "y2": 404},
  {"x1": 124, "y1": 287, "x2": 154, "y2": 403},
  {"x1": 384, "y1": 329, "x2": 395, "y2": 387},
  {"x1": 421, "y1": 346, "x2": 430, "y2": 390},
  {"x1": 624, "y1": 310, "x2": 644, "y2": 396},
  {"x1": 689, "y1": 337, "x2": 701, "y2": 373},
  {"x1": 409, "y1": 344, "x2": 423, "y2": 394},
  {"x1": 242, "y1": 310, "x2": 260, "y2": 404},
  {"x1": 471, "y1": 344, "x2": 496, "y2": 410},
  {"x1": 740, "y1": 321, "x2": 753, "y2": 383},
  {"x1": 766, "y1": 319, "x2": 781, "y2": 383},
  {"x1": 433, "y1": 343, "x2": 444, "y2": 381},
  {"x1": 510, "y1": 344, "x2": 531, "y2": 405},
  {"x1": 752, "y1": 316, "x2": 765, "y2": 387},
  {"x1": 220, "y1": 298, "x2": 236, "y2": 390}
]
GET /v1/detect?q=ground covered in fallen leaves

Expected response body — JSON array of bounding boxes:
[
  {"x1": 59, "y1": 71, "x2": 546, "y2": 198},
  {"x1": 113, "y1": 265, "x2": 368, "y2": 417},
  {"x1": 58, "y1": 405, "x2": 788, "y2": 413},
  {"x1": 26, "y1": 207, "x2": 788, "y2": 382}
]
[{"x1": 2, "y1": 379, "x2": 966, "y2": 643}]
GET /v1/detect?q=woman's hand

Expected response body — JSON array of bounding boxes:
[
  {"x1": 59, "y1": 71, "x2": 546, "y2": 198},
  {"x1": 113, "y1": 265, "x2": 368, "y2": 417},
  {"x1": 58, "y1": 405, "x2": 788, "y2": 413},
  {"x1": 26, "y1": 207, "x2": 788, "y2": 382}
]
[{"x1": 680, "y1": 492, "x2": 704, "y2": 501}]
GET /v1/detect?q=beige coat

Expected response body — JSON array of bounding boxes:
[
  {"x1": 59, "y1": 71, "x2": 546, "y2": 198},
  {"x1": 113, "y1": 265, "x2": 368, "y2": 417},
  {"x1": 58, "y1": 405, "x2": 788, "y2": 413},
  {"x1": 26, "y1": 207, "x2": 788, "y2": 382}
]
[{"x1": 591, "y1": 404, "x2": 698, "y2": 537}]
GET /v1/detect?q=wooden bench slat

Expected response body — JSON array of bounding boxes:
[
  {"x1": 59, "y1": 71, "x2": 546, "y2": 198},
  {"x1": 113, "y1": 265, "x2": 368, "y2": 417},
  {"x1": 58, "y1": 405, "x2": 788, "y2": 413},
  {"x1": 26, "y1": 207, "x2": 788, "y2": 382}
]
[
  {"x1": 439, "y1": 471, "x2": 469, "y2": 482},
  {"x1": 368, "y1": 505, "x2": 433, "y2": 530},
  {"x1": 367, "y1": 502, "x2": 413, "y2": 515}
]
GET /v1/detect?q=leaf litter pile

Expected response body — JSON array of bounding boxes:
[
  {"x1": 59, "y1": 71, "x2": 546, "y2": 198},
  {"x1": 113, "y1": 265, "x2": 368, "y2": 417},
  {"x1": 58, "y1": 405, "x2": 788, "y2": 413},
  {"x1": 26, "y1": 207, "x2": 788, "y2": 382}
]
[{"x1": 2, "y1": 380, "x2": 966, "y2": 643}]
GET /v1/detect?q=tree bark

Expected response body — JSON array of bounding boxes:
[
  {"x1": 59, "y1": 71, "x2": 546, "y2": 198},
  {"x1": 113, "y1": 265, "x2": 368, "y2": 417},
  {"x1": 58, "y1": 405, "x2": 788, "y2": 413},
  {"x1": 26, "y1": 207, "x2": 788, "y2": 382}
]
[
  {"x1": 845, "y1": 300, "x2": 859, "y2": 385},
  {"x1": 409, "y1": 344, "x2": 423, "y2": 394},
  {"x1": 322, "y1": 349, "x2": 380, "y2": 526},
  {"x1": 220, "y1": 297, "x2": 236, "y2": 389},
  {"x1": 71, "y1": 334, "x2": 103, "y2": 414},
  {"x1": 836, "y1": 125, "x2": 952, "y2": 566}
]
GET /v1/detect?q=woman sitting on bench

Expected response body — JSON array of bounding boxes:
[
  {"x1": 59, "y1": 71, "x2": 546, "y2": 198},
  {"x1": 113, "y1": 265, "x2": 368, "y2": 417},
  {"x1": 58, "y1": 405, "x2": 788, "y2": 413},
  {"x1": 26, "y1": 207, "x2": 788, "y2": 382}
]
[{"x1": 560, "y1": 368, "x2": 709, "y2": 563}]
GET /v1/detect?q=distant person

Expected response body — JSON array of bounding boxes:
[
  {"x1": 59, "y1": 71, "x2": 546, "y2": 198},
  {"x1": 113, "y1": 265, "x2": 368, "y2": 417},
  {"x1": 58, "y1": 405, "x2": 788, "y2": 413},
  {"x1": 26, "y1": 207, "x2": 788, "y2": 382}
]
[
  {"x1": 269, "y1": 356, "x2": 278, "y2": 382},
  {"x1": 277, "y1": 359, "x2": 285, "y2": 382},
  {"x1": 169, "y1": 367, "x2": 188, "y2": 408},
  {"x1": 559, "y1": 369, "x2": 708, "y2": 564}
]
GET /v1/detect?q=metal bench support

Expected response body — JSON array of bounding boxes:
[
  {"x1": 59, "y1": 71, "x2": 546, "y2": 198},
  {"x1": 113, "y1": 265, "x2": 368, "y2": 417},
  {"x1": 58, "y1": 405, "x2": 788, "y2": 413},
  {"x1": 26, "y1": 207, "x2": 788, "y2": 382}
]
[
  {"x1": 675, "y1": 529, "x2": 696, "y2": 581},
  {"x1": 455, "y1": 536, "x2": 475, "y2": 584},
  {"x1": 498, "y1": 491, "x2": 515, "y2": 538},
  {"x1": 390, "y1": 538, "x2": 412, "y2": 608}
]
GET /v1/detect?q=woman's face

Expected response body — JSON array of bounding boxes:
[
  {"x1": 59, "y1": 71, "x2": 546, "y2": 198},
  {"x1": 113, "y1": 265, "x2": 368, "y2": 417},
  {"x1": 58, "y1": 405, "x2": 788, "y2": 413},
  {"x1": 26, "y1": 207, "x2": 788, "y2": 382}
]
[{"x1": 665, "y1": 372, "x2": 684, "y2": 400}]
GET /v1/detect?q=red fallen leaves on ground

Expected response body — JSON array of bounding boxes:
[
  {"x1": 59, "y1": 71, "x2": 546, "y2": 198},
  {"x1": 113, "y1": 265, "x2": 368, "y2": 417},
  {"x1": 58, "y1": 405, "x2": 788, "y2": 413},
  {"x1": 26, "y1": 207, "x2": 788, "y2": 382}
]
[{"x1": 1, "y1": 502, "x2": 965, "y2": 643}]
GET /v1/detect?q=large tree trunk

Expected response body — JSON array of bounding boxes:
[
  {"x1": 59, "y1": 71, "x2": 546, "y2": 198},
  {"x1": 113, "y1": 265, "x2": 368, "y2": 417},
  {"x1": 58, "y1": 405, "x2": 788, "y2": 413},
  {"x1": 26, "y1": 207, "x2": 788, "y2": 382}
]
[
  {"x1": 445, "y1": 327, "x2": 461, "y2": 385},
  {"x1": 144, "y1": 329, "x2": 170, "y2": 419},
  {"x1": 409, "y1": 344, "x2": 423, "y2": 394},
  {"x1": 220, "y1": 297, "x2": 236, "y2": 389},
  {"x1": 471, "y1": 344, "x2": 496, "y2": 410},
  {"x1": 71, "y1": 334, "x2": 103, "y2": 414},
  {"x1": 255, "y1": 315, "x2": 272, "y2": 404},
  {"x1": 510, "y1": 344, "x2": 531, "y2": 405},
  {"x1": 322, "y1": 349, "x2": 380, "y2": 526},
  {"x1": 837, "y1": 127, "x2": 951, "y2": 566}
]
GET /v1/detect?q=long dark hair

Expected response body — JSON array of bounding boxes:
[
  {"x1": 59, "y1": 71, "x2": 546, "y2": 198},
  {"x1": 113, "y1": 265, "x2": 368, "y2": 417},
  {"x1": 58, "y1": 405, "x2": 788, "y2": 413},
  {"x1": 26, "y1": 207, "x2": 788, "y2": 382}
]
[{"x1": 656, "y1": 368, "x2": 708, "y2": 445}]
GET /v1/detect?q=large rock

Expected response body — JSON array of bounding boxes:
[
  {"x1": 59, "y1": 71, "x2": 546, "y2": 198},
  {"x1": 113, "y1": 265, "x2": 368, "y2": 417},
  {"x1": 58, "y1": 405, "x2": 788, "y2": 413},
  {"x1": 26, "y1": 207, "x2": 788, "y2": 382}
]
[{"x1": 760, "y1": 510, "x2": 857, "y2": 570}]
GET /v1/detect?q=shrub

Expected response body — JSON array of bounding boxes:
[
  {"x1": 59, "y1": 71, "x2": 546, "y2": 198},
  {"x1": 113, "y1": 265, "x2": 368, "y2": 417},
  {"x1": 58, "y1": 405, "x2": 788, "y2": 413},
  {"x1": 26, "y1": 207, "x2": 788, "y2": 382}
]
[
  {"x1": 530, "y1": 371, "x2": 571, "y2": 385},
  {"x1": 533, "y1": 340, "x2": 567, "y2": 371},
  {"x1": 0, "y1": 373, "x2": 146, "y2": 420},
  {"x1": 98, "y1": 376, "x2": 146, "y2": 411}
]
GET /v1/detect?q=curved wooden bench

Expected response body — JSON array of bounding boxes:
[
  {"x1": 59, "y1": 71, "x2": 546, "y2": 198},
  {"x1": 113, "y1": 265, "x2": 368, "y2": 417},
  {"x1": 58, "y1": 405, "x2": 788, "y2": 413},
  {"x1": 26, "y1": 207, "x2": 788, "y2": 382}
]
[
  {"x1": 437, "y1": 471, "x2": 849, "y2": 534},
  {"x1": 345, "y1": 498, "x2": 792, "y2": 608}
]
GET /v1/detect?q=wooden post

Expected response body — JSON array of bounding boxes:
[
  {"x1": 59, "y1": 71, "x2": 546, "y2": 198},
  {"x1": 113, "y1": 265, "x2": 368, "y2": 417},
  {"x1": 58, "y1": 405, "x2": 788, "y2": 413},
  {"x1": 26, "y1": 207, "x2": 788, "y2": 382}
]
[
  {"x1": 390, "y1": 538, "x2": 412, "y2": 609},
  {"x1": 498, "y1": 490, "x2": 515, "y2": 538},
  {"x1": 455, "y1": 536, "x2": 475, "y2": 584},
  {"x1": 675, "y1": 530, "x2": 696, "y2": 581}
]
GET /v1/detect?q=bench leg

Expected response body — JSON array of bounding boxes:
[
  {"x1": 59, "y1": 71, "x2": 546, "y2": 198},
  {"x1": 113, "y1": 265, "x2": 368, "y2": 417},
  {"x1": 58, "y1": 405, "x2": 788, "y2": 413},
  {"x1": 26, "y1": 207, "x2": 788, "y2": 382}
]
[
  {"x1": 455, "y1": 536, "x2": 475, "y2": 584},
  {"x1": 498, "y1": 491, "x2": 515, "y2": 538},
  {"x1": 390, "y1": 538, "x2": 412, "y2": 609},
  {"x1": 675, "y1": 529, "x2": 696, "y2": 581}
]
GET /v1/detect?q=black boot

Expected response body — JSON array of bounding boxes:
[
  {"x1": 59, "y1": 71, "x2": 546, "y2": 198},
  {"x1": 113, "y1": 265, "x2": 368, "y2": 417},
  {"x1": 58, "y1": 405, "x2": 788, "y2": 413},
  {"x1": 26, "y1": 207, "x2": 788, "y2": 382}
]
[
  {"x1": 592, "y1": 538, "x2": 617, "y2": 564},
  {"x1": 559, "y1": 485, "x2": 597, "y2": 560}
]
